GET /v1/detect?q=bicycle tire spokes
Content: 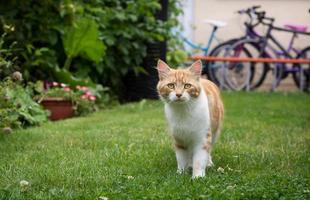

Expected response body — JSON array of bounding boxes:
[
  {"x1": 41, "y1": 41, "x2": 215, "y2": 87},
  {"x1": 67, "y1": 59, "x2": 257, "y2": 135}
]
[{"x1": 224, "y1": 45, "x2": 253, "y2": 91}]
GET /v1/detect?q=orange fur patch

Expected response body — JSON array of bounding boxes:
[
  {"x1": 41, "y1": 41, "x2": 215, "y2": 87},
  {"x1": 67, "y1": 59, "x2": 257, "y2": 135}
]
[
  {"x1": 200, "y1": 78, "x2": 224, "y2": 143},
  {"x1": 203, "y1": 130, "x2": 213, "y2": 152}
]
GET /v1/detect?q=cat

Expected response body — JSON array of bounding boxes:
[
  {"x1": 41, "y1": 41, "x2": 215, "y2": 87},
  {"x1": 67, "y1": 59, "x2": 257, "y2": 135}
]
[{"x1": 156, "y1": 59, "x2": 224, "y2": 178}]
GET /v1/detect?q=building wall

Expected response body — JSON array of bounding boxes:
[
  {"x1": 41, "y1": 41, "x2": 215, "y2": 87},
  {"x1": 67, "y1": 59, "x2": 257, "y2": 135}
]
[
  {"x1": 178, "y1": 0, "x2": 195, "y2": 51},
  {"x1": 190, "y1": 0, "x2": 310, "y2": 50}
]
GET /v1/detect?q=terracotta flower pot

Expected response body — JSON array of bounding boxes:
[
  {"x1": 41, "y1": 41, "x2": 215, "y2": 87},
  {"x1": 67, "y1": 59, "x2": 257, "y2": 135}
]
[{"x1": 40, "y1": 97, "x2": 74, "y2": 121}]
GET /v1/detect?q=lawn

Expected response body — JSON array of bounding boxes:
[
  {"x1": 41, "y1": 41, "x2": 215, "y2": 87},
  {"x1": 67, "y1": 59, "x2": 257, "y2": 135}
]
[{"x1": 0, "y1": 92, "x2": 309, "y2": 200}]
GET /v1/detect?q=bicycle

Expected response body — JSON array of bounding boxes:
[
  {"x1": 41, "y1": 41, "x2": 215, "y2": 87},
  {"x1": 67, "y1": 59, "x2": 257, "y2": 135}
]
[
  {"x1": 205, "y1": 6, "x2": 268, "y2": 90},
  {"x1": 225, "y1": 7, "x2": 310, "y2": 91},
  {"x1": 206, "y1": 6, "x2": 310, "y2": 91}
]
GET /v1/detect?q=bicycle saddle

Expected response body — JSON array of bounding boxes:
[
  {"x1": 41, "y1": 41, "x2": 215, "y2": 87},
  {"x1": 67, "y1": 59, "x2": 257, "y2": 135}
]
[
  {"x1": 203, "y1": 19, "x2": 227, "y2": 28},
  {"x1": 284, "y1": 24, "x2": 308, "y2": 32}
]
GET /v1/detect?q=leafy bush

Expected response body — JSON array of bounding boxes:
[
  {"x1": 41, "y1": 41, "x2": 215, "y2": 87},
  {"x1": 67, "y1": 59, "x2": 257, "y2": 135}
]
[
  {"x1": 0, "y1": 32, "x2": 19, "y2": 79},
  {"x1": 167, "y1": 49, "x2": 188, "y2": 67},
  {"x1": 0, "y1": 33, "x2": 48, "y2": 131},
  {"x1": 0, "y1": 0, "x2": 183, "y2": 96},
  {"x1": 0, "y1": 77, "x2": 48, "y2": 130}
]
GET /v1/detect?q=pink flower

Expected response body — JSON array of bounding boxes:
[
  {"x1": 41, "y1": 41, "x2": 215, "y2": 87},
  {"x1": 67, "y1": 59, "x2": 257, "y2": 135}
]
[
  {"x1": 89, "y1": 95, "x2": 96, "y2": 101},
  {"x1": 64, "y1": 87, "x2": 71, "y2": 92},
  {"x1": 85, "y1": 91, "x2": 92, "y2": 96},
  {"x1": 60, "y1": 83, "x2": 66, "y2": 88},
  {"x1": 81, "y1": 94, "x2": 88, "y2": 100},
  {"x1": 76, "y1": 85, "x2": 81, "y2": 90},
  {"x1": 81, "y1": 86, "x2": 88, "y2": 91},
  {"x1": 52, "y1": 82, "x2": 59, "y2": 87}
]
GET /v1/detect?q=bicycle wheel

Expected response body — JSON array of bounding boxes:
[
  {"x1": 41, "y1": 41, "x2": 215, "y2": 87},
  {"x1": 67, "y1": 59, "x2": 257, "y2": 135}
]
[
  {"x1": 222, "y1": 42, "x2": 255, "y2": 91},
  {"x1": 208, "y1": 45, "x2": 234, "y2": 89},
  {"x1": 204, "y1": 39, "x2": 239, "y2": 88},
  {"x1": 293, "y1": 46, "x2": 310, "y2": 91},
  {"x1": 207, "y1": 39, "x2": 270, "y2": 90},
  {"x1": 239, "y1": 41, "x2": 270, "y2": 90},
  {"x1": 227, "y1": 40, "x2": 271, "y2": 90},
  {"x1": 202, "y1": 39, "x2": 237, "y2": 82}
]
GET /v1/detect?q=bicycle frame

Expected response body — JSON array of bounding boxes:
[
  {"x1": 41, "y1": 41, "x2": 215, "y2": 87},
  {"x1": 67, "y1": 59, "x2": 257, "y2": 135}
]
[
  {"x1": 182, "y1": 26, "x2": 219, "y2": 55},
  {"x1": 261, "y1": 27, "x2": 295, "y2": 58},
  {"x1": 243, "y1": 20, "x2": 309, "y2": 59}
]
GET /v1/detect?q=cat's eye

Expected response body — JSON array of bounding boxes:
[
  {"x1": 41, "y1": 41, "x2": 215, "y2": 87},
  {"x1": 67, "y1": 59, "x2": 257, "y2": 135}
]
[
  {"x1": 167, "y1": 83, "x2": 175, "y2": 89},
  {"x1": 184, "y1": 83, "x2": 192, "y2": 89}
]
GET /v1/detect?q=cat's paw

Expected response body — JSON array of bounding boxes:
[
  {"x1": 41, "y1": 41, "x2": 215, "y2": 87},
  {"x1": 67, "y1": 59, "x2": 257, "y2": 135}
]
[
  {"x1": 191, "y1": 173, "x2": 205, "y2": 179},
  {"x1": 192, "y1": 170, "x2": 205, "y2": 179}
]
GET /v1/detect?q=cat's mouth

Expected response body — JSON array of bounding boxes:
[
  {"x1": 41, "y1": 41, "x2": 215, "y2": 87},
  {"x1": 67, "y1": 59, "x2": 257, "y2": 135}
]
[{"x1": 172, "y1": 98, "x2": 187, "y2": 103}]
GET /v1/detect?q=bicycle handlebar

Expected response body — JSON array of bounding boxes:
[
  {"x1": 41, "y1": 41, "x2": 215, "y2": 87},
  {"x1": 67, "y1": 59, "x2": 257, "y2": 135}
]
[
  {"x1": 237, "y1": 6, "x2": 274, "y2": 27},
  {"x1": 236, "y1": 5, "x2": 261, "y2": 15},
  {"x1": 252, "y1": 5, "x2": 261, "y2": 10}
]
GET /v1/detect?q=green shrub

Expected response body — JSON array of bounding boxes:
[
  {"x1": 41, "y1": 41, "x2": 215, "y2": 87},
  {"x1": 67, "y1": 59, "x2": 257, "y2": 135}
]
[
  {"x1": 0, "y1": 77, "x2": 48, "y2": 130},
  {"x1": 0, "y1": 0, "x2": 183, "y2": 96},
  {"x1": 0, "y1": 32, "x2": 19, "y2": 79},
  {"x1": 0, "y1": 29, "x2": 48, "y2": 132}
]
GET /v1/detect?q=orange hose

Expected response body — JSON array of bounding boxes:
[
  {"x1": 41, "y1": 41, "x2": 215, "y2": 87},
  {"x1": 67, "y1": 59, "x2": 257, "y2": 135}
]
[{"x1": 190, "y1": 56, "x2": 310, "y2": 64}]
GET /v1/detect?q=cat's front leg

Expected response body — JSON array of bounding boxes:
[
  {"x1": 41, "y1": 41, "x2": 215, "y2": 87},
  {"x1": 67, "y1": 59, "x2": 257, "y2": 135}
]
[
  {"x1": 192, "y1": 147, "x2": 211, "y2": 178},
  {"x1": 205, "y1": 130, "x2": 214, "y2": 167},
  {"x1": 175, "y1": 144, "x2": 189, "y2": 174}
]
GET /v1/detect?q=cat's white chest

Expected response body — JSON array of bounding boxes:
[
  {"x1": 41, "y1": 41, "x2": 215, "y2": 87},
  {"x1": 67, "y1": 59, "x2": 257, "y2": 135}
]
[{"x1": 164, "y1": 93, "x2": 210, "y2": 147}]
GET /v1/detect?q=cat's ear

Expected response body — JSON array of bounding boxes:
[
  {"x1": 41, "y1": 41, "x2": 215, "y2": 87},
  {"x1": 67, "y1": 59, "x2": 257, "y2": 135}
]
[
  {"x1": 156, "y1": 59, "x2": 171, "y2": 80},
  {"x1": 189, "y1": 60, "x2": 202, "y2": 78}
]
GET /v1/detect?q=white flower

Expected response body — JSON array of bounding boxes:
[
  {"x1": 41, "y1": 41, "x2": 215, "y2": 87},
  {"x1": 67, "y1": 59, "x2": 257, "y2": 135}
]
[
  {"x1": 99, "y1": 196, "x2": 108, "y2": 200},
  {"x1": 127, "y1": 176, "x2": 134, "y2": 180},
  {"x1": 20, "y1": 180, "x2": 29, "y2": 187},
  {"x1": 20, "y1": 180, "x2": 30, "y2": 192},
  {"x1": 217, "y1": 167, "x2": 225, "y2": 173}
]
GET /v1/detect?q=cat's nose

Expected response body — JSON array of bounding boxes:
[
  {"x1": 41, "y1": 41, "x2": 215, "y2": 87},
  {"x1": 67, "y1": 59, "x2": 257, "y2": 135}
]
[{"x1": 176, "y1": 93, "x2": 182, "y2": 98}]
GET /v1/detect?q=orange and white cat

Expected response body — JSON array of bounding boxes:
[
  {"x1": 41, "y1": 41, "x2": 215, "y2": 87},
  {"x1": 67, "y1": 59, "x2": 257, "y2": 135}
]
[{"x1": 156, "y1": 59, "x2": 224, "y2": 178}]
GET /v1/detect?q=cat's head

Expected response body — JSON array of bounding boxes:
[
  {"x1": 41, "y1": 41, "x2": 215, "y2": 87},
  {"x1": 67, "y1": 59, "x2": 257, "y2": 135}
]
[{"x1": 156, "y1": 60, "x2": 202, "y2": 103}]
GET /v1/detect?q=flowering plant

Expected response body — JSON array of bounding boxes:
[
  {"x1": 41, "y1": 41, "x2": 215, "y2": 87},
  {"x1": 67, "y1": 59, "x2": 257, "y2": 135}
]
[{"x1": 38, "y1": 81, "x2": 99, "y2": 116}]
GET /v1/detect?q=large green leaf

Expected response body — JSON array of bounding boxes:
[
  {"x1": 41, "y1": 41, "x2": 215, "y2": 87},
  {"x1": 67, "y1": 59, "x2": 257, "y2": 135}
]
[
  {"x1": 62, "y1": 18, "x2": 106, "y2": 63},
  {"x1": 53, "y1": 67, "x2": 96, "y2": 87}
]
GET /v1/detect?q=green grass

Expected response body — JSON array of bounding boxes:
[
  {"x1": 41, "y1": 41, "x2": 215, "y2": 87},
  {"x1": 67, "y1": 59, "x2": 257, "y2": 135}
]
[{"x1": 0, "y1": 92, "x2": 309, "y2": 200}]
